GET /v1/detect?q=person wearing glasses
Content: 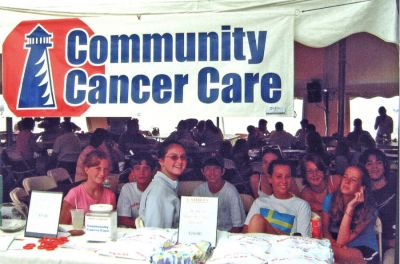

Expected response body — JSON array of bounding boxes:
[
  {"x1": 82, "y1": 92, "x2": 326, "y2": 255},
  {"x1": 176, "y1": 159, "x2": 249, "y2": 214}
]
[
  {"x1": 117, "y1": 153, "x2": 158, "y2": 228},
  {"x1": 299, "y1": 153, "x2": 341, "y2": 216},
  {"x1": 138, "y1": 140, "x2": 187, "y2": 228}
]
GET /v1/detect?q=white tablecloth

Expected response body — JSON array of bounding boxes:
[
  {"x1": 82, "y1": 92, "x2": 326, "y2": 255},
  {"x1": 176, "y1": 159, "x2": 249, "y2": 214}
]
[
  {"x1": 0, "y1": 226, "x2": 333, "y2": 264},
  {"x1": 0, "y1": 227, "x2": 147, "y2": 264}
]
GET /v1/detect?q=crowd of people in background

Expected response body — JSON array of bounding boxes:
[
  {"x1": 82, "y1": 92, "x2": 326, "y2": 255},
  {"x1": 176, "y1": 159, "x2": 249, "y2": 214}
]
[{"x1": 0, "y1": 106, "x2": 397, "y2": 264}]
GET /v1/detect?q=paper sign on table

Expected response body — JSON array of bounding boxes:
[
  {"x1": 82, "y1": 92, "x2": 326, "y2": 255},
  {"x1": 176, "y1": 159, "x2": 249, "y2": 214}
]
[
  {"x1": 178, "y1": 196, "x2": 218, "y2": 247},
  {"x1": 25, "y1": 191, "x2": 63, "y2": 238}
]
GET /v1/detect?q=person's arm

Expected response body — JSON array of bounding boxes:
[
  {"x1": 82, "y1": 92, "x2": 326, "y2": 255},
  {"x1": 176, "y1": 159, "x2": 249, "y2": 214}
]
[
  {"x1": 117, "y1": 186, "x2": 133, "y2": 224},
  {"x1": 300, "y1": 188, "x2": 322, "y2": 213},
  {"x1": 242, "y1": 199, "x2": 258, "y2": 233},
  {"x1": 249, "y1": 173, "x2": 260, "y2": 198},
  {"x1": 29, "y1": 133, "x2": 42, "y2": 153},
  {"x1": 52, "y1": 137, "x2": 61, "y2": 155},
  {"x1": 142, "y1": 191, "x2": 174, "y2": 228},
  {"x1": 336, "y1": 188, "x2": 369, "y2": 247},
  {"x1": 106, "y1": 190, "x2": 117, "y2": 210},
  {"x1": 244, "y1": 214, "x2": 287, "y2": 235},
  {"x1": 60, "y1": 201, "x2": 73, "y2": 225},
  {"x1": 228, "y1": 187, "x2": 246, "y2": 233},
  {"x1": 337, "y1": 215, "x2": 371, "y2": 248},
  {"x1": 118, "y1": 216, "x2": 135, "y2": 228},
  {"x1": 229, "y1": 227, "x2": 242, "y2": 233},
  {"x1": 374, "y1": 116, "x2": 380, "y2": 130},
  {"x1": 321, "y1": 194, "x2": 337, "y2": 245},
  {"x1": 294, "y1": 201, "x2": 311, "y2": 237},
  {"x1": 321, "y1": 212, "x2": 335, "y2": 243}
]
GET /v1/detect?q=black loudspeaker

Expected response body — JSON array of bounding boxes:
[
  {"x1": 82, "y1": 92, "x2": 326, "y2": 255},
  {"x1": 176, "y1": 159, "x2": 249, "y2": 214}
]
[{"x1": 307, "y1": 81, "x2": 322, "y2": 103}]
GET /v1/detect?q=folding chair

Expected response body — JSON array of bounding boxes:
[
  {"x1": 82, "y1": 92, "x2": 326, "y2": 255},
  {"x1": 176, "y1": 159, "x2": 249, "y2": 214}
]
[
  {"x1": 22, "y1": 175, "x2": 58, "y2": 193},
  {"x1": 2, "y1": 147, "x2": 35, "y2": 185},
  {"x1": 9, "y1": 187, "x2": 29, "y2": 205},
  {"x1": 47, "y1": 167, "x2": 73, "y2": 184}
]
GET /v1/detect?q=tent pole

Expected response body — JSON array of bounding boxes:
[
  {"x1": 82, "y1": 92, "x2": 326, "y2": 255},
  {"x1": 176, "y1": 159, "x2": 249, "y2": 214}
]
[
  {"x1": 324, "y1": 90, "x2": 329, "y2": 136},
  {"x1": 337, "y1": 39, "x2": 346, "y2": 138},
  {"x1": 6, "y1": 117, "x2": 13, "y2": 146}
]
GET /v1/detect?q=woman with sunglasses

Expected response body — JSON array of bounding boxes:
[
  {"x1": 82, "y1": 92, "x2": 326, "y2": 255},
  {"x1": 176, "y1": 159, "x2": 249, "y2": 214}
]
[
  {"x1": 322, "y1": 165, "x2": 378, "y2": 264},
  {"x1": 138, "y1": 140, "x2": 187, "y2": 228}
]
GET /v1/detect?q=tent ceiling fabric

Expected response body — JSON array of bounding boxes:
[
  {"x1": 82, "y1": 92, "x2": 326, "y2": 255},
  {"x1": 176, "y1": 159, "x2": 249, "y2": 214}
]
[{"x1": 0, "y1": 0, "x2": 397, "y2": 53}]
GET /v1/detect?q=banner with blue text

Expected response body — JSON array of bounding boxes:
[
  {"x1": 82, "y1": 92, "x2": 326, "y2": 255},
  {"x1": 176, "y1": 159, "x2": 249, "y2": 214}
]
[{"x1": 2, "y1": 12, "x2": 294, "y2": 118}]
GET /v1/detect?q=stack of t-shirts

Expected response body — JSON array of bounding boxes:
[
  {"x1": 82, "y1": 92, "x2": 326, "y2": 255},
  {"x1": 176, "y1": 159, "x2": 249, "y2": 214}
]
[
  {"x1": 150, "y1": 241, "x2": 212, "y2": 264},
  {"x1": 207, "y1": 233, "x2": 333, "y2": 264},
  {"x1": 96, "y1": 228, "x2": 178, "y2": 261}
]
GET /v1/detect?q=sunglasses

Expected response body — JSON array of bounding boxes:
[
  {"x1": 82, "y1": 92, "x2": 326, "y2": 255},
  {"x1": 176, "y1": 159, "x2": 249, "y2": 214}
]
[{"x1": 165, "y1": 155, "x2": 187, "y2": 161}]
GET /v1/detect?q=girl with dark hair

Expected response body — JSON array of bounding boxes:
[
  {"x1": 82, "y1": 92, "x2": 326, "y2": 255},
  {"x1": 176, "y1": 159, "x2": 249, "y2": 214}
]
[
  {"x1": 299, "y1": 153, "x2": 341, "y2": 216},
  {"x1": 60, "y1": 150, "x2": 116, "y2": 224},
  {"x1": 139, "y1": 140, "x2": 187, "y2": 228},
  {"x1": 322, "y1": 165, "x2": 378, "y2": 264}
]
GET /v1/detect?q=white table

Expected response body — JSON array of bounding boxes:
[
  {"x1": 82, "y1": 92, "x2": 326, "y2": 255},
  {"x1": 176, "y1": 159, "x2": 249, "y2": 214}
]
[
  {"x1": 0, "y1": 228, "x2": 142, "y2": 264},
  {"x1": 0, "y1": 227, "x2": 333, "y2": 264}
]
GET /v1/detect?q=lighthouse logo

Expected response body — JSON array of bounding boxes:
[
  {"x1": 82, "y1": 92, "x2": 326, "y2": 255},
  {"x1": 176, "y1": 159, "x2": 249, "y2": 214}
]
[
  {"x1": 18, "y1": 25, "x2": 56, "y2": 109},
  {"x1": 2, "y1": 19, "x2": 102, "y2": 117}
]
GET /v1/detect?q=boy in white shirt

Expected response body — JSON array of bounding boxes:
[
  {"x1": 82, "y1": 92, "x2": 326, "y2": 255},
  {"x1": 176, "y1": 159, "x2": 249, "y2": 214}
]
[
  {"x1": 193, "y1": 155, "x2": 245, "y2": 232},
  {"x1": 117, "y1": 153, "x2": 157, "y2": 227}
]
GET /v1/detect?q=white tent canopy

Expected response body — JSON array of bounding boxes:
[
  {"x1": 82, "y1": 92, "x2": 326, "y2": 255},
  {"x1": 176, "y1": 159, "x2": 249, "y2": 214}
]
[{"x1": 0, "y1": 0, "x2": 398, "y2": 52}]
